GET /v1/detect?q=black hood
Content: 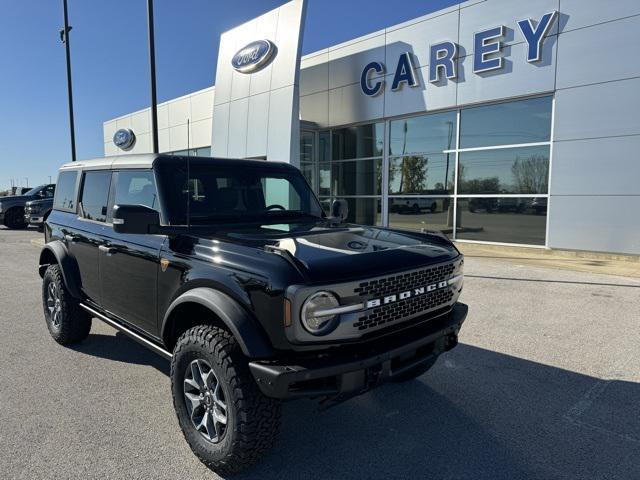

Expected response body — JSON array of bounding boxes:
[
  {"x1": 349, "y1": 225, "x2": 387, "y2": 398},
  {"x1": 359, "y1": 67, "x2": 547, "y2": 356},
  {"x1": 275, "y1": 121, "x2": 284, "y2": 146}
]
[{"x1": 204, "y1": 223, "x2": 460, "y2": 284}]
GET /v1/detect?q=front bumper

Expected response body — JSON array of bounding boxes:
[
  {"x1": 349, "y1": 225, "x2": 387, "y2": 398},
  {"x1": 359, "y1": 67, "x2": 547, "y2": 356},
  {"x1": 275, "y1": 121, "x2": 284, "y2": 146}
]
[
  {"x1": 249, "y1": 302, "x2": 467, "y2": 401},
  {"x1": 25, "y1": 214, "x2": 44, "y2": 225}
]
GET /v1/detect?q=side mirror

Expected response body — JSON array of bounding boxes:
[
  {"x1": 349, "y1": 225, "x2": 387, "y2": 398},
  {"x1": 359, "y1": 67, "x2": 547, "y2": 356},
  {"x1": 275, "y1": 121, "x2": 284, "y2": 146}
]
[
  {"x1": 330, "y1": 199, "x2": 349, "y2": 222},
  {"x1": 112, "y1": 204, "x2": 160, "y2": 234}
]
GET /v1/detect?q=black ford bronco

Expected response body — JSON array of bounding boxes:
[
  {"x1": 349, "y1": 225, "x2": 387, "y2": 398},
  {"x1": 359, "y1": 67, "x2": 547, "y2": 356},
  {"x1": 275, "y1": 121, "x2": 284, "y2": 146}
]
[{"x1": 39, "y1": 154, "x2": 466, "y2": 475}]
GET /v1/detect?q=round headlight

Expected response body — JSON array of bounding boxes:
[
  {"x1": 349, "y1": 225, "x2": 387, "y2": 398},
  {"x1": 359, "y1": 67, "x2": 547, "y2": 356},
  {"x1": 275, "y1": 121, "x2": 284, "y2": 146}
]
[{"x1": 301, "y1": 291, "x2": 340, "y2": 335}]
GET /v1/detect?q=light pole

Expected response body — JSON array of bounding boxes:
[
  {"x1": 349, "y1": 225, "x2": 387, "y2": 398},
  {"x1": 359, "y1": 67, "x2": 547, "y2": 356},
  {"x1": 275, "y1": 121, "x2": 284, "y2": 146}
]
[
  {"x1": 60, "y1": 0, "x2": 76, "y2": 162},
  {"x1": 147, "y1": 0, "x2": 159, "y2": 153}
]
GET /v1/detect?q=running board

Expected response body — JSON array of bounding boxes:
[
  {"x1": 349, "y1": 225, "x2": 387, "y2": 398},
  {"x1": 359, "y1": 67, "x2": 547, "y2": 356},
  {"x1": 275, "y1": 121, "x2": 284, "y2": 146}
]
[{"x1": 79, "y1": 303, "x2": 172, "y2": 360}]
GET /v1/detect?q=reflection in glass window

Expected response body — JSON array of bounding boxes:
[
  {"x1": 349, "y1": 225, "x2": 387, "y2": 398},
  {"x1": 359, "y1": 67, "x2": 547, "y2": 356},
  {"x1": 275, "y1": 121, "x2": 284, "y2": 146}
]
[
  {"x1": 331, "y1": 159, "x2": 382, "y2": 196},
  {"x1": 455, "y1": 198, "x2": 547, "y2": 245},
  {"x1": 114, "y1": 171, "x2": 158, "y2": 211},
  {"x1": 332, "y1": 123, "x2": 383, "y2": 160},
  {"x1": 320, "y1": 198, "x2": 382, "y2": 226},
  {"x1": 389, "y1": 154, "x2": 455, "y2": 195},
  {"x1": 319, "y1": 131, "x2": 330, "y2": 162},
  {"x1": 319, "y1": 163, "x2": 331, "y2": 197},
  {"x1": 300, "y1": 131, "x2": 314, "y2": 163},
  {"x1": 389, "y1": 111, "x2": 457, "y2": 155},
  {"x1": 388, "y1": 197, "x2": 453, "y2": 237},
  {"x1": 460, "y1": 96, "x2": 552, "y2": 148},
  {"x1": 458, "y1": 145, "x2": 549, "y2": 194},
  {"x1": 196, "y1": 147, "x2": 211, "y2": 157},
  {"x1": 80, "y1": 171, "x2": 112, "y2": 223},
  {"x1": 53, "y1": 171, "x2": 78, "y2": 211}
]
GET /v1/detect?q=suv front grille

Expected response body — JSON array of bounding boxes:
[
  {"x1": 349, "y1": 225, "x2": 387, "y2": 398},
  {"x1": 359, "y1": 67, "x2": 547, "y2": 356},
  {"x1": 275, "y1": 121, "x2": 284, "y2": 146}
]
[
  {"x1": 352, "y1": 262, "x2": 457, "y2": 331},
  {"x1": 354, "y1": 263, "x2": 455, "y2": 298}
]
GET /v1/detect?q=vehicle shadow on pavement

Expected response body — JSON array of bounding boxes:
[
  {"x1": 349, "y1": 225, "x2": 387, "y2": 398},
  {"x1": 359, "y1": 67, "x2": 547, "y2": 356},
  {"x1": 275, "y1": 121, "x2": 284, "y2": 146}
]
[
  {"x1": 69, "y1": 333, "x2": 640, "y2": 479},
  {"x1": 70, "y1": 332, "x2": 170, "y2": 375},
  {"x1": 241, "y1": 343, "x2": 640, "y2": 480}
]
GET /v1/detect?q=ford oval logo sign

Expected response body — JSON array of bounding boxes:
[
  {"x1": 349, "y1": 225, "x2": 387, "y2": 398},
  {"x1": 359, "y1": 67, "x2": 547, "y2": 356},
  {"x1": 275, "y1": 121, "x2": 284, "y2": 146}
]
[
  {"x1": 113, "y1": 128, "x2": 136, "y2": 150},
  {"x1": 231, "y1": 40, "x2": 277, "y2": 74}
]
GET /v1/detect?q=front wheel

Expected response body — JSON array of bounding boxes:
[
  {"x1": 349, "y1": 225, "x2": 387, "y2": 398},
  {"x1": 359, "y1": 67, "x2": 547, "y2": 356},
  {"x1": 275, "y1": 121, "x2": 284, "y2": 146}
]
[
  {"x1": 171, "y1": 325, "x2": 281, "y2": 476},
  {"x1": 42, "y1": 264, "x2": 91, "y2": 344},
  {"x1": 4, "y1": 207, "x2": 27, "y2": 229}
]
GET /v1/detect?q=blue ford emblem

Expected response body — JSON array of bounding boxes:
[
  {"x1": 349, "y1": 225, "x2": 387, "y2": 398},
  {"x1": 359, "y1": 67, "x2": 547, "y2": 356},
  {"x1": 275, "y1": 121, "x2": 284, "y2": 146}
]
[
  {"x1": 231, "y1": 40, "x2": 277, "y2": 74},
  {"x1": 113, "y1": 128, "x2": 136, "y2": 150}
]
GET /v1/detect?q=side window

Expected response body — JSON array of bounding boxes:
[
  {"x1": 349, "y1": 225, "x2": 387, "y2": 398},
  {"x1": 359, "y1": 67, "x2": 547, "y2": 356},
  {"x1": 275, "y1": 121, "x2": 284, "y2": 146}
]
[
  {"x1": 80, "y1": 171, "x2": 112, "y2": 222},
  {"x1": 43, "y1": 185, "x2": 55, "y2": 198},
  {"x1": 113, "y1": 171, "x2": 159, "y2": 211},
  {"x1": 53, "y1": 171, "x2": 78, "y2": 211}
]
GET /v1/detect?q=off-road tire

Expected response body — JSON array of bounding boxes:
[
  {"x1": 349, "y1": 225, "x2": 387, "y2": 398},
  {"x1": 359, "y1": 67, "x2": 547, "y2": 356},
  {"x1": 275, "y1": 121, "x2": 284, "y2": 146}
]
[
  {"x1": 4, "y1": 207, "x2": 27, "y2": 229},
  {"x1": 390, "y1": 357, "x2": 438, "y2": 383},
  {"x1": 42, "y1": 264, "x2": 92, "y2": 344},
  {"x1": 171, "y1": 325, "x2": 281, "y2": 476}
]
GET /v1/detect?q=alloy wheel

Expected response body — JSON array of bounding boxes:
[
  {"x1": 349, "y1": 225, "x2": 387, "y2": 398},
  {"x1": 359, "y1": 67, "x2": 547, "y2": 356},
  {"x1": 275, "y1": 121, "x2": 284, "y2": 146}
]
[
  {"x1": 46, "y1": 281, "x2": 62, "y2": 329},
  {"x1": 183, "y1": 359, "x2": 228, "y2": 443}
]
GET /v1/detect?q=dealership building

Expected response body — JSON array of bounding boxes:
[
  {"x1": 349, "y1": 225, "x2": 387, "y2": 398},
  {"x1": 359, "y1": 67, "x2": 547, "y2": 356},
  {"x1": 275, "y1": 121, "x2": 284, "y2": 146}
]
[{"x1": 103, "y1": 0, "x2": 640, "y2": 256}]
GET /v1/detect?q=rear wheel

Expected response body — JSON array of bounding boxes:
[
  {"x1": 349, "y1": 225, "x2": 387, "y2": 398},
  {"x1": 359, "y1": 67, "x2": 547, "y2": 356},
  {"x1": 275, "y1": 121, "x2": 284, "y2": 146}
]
[
  {"x1": 390, "y1": 358, "x2": 438, "y2": 383},
  {"x1": 4, "y1": 207, "x2": 27, "y2": 229},
  {"x1": 171, "y1": 325, "x2": 281, "y2": 476},
  {"x1": 42, "y1": 264, "x2": 91, "y2": 344}
]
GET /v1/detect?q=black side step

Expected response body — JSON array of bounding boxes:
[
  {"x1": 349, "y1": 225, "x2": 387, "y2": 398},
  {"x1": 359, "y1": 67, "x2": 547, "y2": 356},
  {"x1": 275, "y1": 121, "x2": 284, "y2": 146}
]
[{"x1": 79, "y1": 303, "x2": 172, "y2": 360}]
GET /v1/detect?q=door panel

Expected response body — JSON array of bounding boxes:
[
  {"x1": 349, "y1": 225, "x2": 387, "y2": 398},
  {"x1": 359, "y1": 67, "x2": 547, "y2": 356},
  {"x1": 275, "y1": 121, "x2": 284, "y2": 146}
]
[
  {"x1": 99, "y1": 170, "x2": 164, "y2": 336},
  {"x1": 99, "y1": 233, "x2": 164, "y2": 336}
]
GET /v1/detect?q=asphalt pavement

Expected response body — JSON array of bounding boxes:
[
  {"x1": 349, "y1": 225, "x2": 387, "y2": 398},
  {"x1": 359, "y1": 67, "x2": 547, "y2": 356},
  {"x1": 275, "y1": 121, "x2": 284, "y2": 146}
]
[{"x1": 1, "y1": 226, "x2": 639, "y2": 480}]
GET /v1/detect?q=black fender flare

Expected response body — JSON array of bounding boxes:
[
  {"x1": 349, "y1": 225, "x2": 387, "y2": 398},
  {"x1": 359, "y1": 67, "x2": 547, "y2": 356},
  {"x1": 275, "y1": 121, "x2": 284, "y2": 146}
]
[
  {"x1": 38, "y1": 241, "x2": 82, "y2": 299},
  {"x1": 162, "y1": 287, "x2": 274, "y2": 359}
]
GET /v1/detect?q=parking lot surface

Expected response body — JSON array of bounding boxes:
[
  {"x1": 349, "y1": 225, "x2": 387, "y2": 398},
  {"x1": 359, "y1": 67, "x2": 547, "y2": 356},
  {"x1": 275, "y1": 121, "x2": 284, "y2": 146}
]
[{"x1": 1, "y1": 227, "x2": 639, "y2": 480}]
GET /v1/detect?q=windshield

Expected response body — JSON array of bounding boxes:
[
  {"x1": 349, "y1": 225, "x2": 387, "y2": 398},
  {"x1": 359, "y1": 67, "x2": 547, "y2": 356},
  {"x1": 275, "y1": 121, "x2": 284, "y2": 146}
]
[
  {"x1": 155, "y1": 159, "x2": 324, "y2": 226},
  {"x1": 23, "y1": 185, "x2": 44, "y2": 196}
]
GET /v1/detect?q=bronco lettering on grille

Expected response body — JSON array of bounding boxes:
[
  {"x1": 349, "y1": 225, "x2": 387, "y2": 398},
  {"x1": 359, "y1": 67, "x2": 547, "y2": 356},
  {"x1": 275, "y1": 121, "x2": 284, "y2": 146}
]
[{"x1": 366, "y1": 280, "x2": 448, "y2": 309}]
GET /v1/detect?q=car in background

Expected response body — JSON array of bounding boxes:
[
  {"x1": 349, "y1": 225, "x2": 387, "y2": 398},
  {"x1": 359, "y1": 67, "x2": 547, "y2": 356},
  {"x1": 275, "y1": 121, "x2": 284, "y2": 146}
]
[
  {"x1": 25, "y1": 197, "x2": 54, "y2": 230},
  {"x1": 390, "y1": 198, "x2": 444, "y2": 214},
  {"x1": 0, "y1": 184, "x2": 55, "y2": 229}
]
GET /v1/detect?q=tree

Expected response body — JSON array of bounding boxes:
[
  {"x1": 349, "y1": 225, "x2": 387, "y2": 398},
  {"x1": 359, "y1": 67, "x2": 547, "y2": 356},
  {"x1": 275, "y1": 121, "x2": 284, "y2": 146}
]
[
  {"x1": 399, "y1": 155, "x2": 428, "y2": 193},
  {"x1": 511, "y1": 154, "x2": 549, "y2": 194}
]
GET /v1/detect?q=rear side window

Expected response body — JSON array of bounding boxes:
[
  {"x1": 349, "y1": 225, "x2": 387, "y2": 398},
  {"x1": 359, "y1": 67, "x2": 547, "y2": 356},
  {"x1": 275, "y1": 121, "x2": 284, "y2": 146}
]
[
  {"x1": 80, "y1": 171, "x2": 112, "y2": 223},
  {"x1": 53, "y1": 171, "x2": 78, "y2": 211},
  {"x1": 113, "y1": 171, "x2": 159, "y2": 211}
]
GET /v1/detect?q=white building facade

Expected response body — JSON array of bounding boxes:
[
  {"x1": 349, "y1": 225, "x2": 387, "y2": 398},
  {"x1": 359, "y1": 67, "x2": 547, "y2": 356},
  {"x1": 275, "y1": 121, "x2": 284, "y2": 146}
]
[{"x1": 104, "y1": 0, "x2": 640, "y2": 255}]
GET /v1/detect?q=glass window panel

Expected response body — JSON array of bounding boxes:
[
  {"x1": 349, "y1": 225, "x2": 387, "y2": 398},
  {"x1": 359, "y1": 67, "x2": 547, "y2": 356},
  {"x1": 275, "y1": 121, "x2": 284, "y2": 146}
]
[
  {"x1": 320, "y1": 197, "x2": 381, "y2": 226},
  {"x1": 300, "y1": 131, "x2": 314, "y2": 163},
  {"x1": 458, "y1": 145, "x2": 549, "y2": 194},
  {"x1": 460, "y1": 96, "x2": 552, "y2": 148},
  {"x1": 332, "y1": 123, "x2": 383, "y2": 160},
  {"x1": 80, "y1": 171, "x2": 112, "y2": 223},
  {"x1": 455, "y1": 197, "x2": 547, "y2": 245},
  {"x1": 389, "y1": 154, "x2": 455, "y2": 195},
  {"x1": 389, "y1": 111, "x2": 457, "y2": 155},
  {"x1": 300, "y1": 163, "x2": 315, "y2": 189},
  {"x1": 388, "y1": 197, "x2": 453, "y2": 238},
  {"x1": 53, "y1": 171, "x2": 78, "y2": 211},
  {"x1": 114, "y1": 171, "x2": 159, "y2": 211},
  {"x1": 319, "y1": 131, "x2": 330, "y2": 162},
  {"x1": 319, "y1": 163, "x2": 331, "y2": 197},
  {"x1": 331, "y1": 159, "x2": 382, "y2": 196}
]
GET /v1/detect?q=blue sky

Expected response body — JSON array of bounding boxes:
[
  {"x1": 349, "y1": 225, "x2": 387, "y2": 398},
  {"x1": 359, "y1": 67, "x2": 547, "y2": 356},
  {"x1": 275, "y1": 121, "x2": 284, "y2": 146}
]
[{"x1": 0, "y1": 0, "x2": 460, "y2": 189}]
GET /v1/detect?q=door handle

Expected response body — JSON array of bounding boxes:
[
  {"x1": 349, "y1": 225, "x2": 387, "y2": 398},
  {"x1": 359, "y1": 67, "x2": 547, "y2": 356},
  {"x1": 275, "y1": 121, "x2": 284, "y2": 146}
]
[
  {"x1": 64, "y1": 234, "x2": 78, "y2": 243},
  {"x1": 99, "y1": 245, "x2": 117, "y2": 256}
]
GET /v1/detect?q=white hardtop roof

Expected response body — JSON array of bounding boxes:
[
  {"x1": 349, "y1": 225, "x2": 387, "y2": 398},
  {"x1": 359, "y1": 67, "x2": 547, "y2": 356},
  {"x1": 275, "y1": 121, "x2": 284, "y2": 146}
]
[
  {"x1": 59, "y1": 154, "x2": 159, "y2": 171},
  {"x1": 59, "y1": 154, "x2": 293, "y2": 172}
]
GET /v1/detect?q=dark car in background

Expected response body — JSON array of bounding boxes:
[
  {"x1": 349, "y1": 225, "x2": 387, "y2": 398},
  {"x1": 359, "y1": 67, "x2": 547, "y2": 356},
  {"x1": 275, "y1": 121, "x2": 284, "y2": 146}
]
[
  {"x1": 0, "y1": 184, "x2": 55, "y2": 229},
  {"x1": 25, "y1": 197, "x2": 54, "y2": 229}
]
